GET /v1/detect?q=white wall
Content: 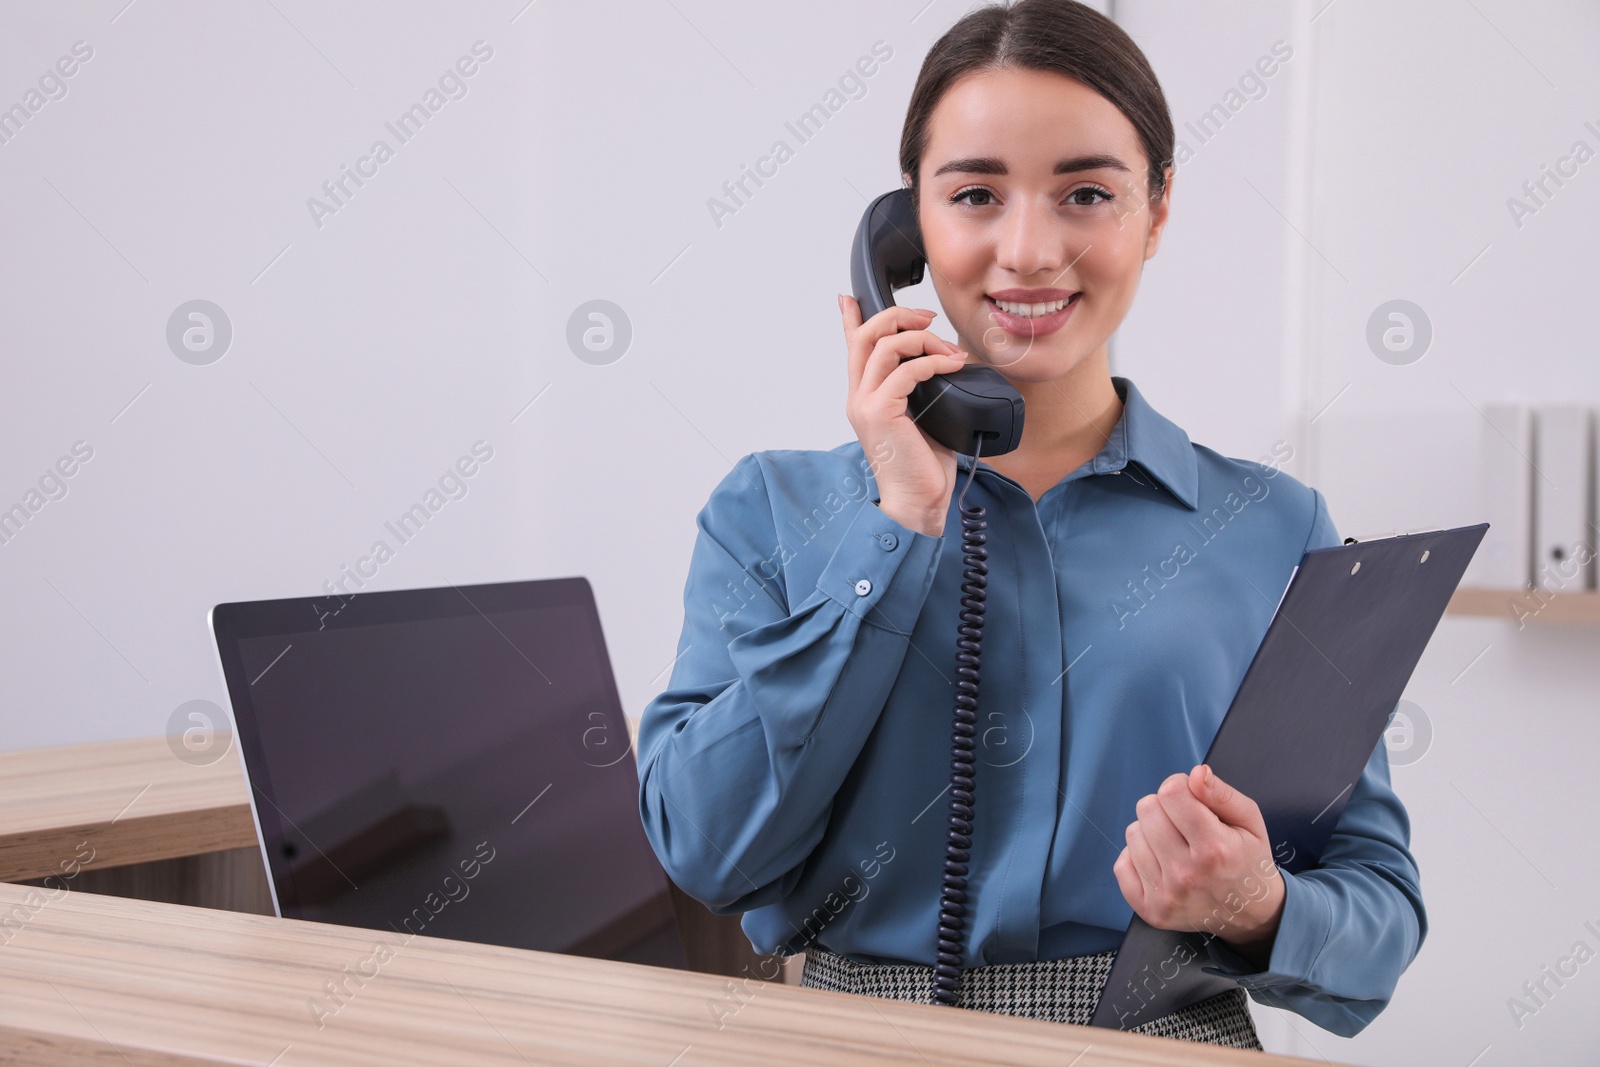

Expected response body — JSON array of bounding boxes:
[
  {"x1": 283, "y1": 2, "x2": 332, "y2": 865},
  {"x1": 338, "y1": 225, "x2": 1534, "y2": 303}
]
[
  {"x1": 1309, "y1": 2, "x2": 1600, "y2": 1063},
  {"x1": 3, "y1": 1, "x2": 1596, "y2": 1063},
  {"x1": 1120, "y1": 0, "x2": 1600, "y2": 1063},
  {"x1": 0, "y1": 0, "x2": 911, "y2": 748},
  {"x1": 0, "y1": 2, "x2": 544, "y2": 744}
]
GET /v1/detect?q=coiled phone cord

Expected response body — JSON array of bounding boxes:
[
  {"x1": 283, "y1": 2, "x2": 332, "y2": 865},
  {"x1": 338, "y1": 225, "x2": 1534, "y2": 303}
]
[{"x1": 933, "y1": 436, "x2": 988, "y2": 1007}]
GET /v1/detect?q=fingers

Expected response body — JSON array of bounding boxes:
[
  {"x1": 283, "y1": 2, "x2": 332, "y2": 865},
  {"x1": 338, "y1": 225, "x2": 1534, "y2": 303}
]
[
  {"x1": 1113, "y1": 847, "x2": 1145, "y2": 911},
  {"x1": 871, "y1": 345, "x2": 966, "y2": 406},
  {"x1": 1155, "y1": 771, "x2": 1220, "y2": 847},
  {"x1": 854, "y1": 306, "x2": 945, "y2": 393},
  {"x1": 842, "y1": 300, "x2": 946, "y2": 394},
  {"x1": 859, "y1": 327, "x2": 962, "y2": 397},
  {"x1": 838, "y1": 292, "x2": 861, "y2": 329},
  {"x1": 838, "y1": 293, "x2": 874, "y2": 392},
  {"x1": 1130, "y1": 786, "x2": 1188, "y2": 864},
  {"x1": 1192, "y1": 765, "x2": 1267, "y2": 836},
  {"x1": 1123, "y1": 819, "x2": 1163, "y2": 890},
  {"x1": 839, "y1": 293, "x2": 865, "y2": 393}
]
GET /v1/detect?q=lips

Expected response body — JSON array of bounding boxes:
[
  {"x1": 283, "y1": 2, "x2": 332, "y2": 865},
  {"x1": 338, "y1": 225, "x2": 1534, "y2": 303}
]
[{"x1": 985, "y1": 293, "x2": 1080, "y2": 338}]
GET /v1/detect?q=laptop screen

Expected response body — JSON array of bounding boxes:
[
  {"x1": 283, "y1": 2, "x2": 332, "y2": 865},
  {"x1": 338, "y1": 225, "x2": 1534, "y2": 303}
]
[{"x1": 210, "y1": 577, "x2": 684, "y2": 969}]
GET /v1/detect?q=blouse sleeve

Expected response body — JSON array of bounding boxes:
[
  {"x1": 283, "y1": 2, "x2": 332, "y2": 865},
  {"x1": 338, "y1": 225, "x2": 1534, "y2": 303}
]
[
  {"x1": 635, "y1": 453, "x2": 943, "y2": 915},
  {"x1": 1199, "y1": 487, "x2": 1428, "y2": 1037}
]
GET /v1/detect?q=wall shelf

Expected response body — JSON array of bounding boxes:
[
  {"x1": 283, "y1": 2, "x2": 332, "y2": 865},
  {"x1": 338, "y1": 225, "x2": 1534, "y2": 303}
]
[{"x1": 1446, "y1": 586, "x2": 1600, "y2": 625}]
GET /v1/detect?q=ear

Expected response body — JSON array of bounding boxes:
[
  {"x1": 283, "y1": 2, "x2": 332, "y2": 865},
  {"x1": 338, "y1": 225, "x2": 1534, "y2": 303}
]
[
  {"x1": 902, "y1": 170, "x2": 914, "y2": 190},
  {"x1": 1143, "y1": 165, "x2": 1176, "y2": 261}
]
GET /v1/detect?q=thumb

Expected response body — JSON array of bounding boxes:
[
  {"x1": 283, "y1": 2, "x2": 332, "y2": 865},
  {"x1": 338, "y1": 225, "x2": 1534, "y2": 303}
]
[{"x1": 1196, "y1": 764, "x2": 1262, "y2": 831}]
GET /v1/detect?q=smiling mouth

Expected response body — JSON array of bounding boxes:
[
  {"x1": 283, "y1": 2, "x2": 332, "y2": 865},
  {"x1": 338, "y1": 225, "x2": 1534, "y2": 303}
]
[{"x1": 986, "y1": 293, "x2": 1080, "y2": 318}]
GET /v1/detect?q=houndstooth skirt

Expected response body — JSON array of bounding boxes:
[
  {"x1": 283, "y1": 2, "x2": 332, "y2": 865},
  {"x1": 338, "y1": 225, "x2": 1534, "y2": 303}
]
[{"x1": 799, "y1": 944, "x2": 1262, "y2": 1050}]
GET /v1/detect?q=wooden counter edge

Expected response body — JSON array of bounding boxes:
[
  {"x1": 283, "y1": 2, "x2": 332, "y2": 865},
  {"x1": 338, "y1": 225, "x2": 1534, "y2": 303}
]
[
  {"x1": 0, "y1": 804, "x2": 258, "y2": 882},
  {"x1": 0, "y1": 884, "x2": 1341, "y2": 1067}
]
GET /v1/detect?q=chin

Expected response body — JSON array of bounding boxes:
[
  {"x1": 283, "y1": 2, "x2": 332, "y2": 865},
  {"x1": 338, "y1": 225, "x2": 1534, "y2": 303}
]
[{"x1": 975, "y1": 342, "x2": 1087, "y2": 382}]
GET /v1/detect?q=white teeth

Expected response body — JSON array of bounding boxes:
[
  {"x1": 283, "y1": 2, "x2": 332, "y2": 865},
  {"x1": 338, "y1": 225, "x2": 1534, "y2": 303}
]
[{"x1": 993, "y1": 295, "x2": 1073, "y2": 317}]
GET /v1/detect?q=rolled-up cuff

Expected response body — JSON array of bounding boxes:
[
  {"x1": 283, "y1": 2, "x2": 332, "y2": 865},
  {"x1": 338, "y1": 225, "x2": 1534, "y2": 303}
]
[
  {"x1": 815, "y1": 501, "x2": 944, "y2": 633},
  {"x1": 1201, "y1": 867, "x2": 1330, "y2": 989}
]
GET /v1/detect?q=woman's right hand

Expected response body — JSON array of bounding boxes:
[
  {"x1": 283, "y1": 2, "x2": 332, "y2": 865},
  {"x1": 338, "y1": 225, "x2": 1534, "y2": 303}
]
[{"x1": 838, "y1": 294, "x2": 968, "y2": 538}]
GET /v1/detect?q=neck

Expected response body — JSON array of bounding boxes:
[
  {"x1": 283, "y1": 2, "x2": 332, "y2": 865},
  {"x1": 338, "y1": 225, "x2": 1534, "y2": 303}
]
[{"x1": 980, "y1": 347, "x2": 1122, "y2": 476}]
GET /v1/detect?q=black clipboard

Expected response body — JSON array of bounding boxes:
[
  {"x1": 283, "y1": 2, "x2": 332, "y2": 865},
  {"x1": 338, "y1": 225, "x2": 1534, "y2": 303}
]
[{"x1": 1088, "y1": 521, "x2": 1488, "y2": 1030}]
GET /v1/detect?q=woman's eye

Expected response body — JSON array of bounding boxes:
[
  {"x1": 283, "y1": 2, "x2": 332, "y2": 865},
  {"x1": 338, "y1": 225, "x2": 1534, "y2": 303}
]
[
  {"x1": 949, "y1": 186, "x2": 994, "y2": 206},
  {"x1": 1069, "y1": 186, "x2": 1114, "y2": 206}
]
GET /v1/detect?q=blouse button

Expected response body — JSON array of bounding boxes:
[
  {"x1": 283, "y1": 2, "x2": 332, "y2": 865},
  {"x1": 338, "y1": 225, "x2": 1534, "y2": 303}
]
[
  {"x1": 878, "y1": 533, "x2": 899, "y2": 551},
  {"x1": 854, "y1": 579, "x2": 872, "y2": 596}
]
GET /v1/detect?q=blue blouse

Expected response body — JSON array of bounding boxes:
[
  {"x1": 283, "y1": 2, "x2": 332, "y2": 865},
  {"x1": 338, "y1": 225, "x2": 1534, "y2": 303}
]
[{"x1": 635, "y1": 375, "x2": 1424, "y2": 1037}]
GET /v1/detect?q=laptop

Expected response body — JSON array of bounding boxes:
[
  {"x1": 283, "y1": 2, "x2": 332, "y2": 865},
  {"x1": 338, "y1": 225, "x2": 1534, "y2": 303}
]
[{"x1": 208, "y1": 576, "x2": 685, "y2": 969}]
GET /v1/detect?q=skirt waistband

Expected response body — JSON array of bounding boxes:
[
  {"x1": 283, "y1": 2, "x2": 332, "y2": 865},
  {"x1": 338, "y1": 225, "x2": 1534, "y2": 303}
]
[
  {"x1": 797, "y1": 944, "x2": 1262, "y2": 1050},
  {"x1": 799, "y1": 943, "x2": 1117, "y2": 1024}
]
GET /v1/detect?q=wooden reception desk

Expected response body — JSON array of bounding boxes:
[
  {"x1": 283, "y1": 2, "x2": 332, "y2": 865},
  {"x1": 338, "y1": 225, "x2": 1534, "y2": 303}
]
[
  {"x1": 0, "y1": 739, "x2": 1347, "y2": 1064},
  {"x1": 0, "y1": 884, "x2": 1335, "y2": 1066},
  {"x1": 0, "y1": 734, "x2": 255, "y2": 882},
  {"x1": 0, "y1": 734, "x2": 792, "y2": 978}
]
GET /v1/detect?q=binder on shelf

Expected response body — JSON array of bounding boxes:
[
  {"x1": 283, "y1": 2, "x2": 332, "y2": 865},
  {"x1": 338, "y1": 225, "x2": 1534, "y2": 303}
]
[
  {"x1": 1466, "y1": 403, "x2": 1533, "y2": 591},
  {"x1": 1532, "y1": 405, "x2": 1594, "y2": 592},
  {"x1": 1089, "y1": 521, "x2": 1488, "y2": 1031}
]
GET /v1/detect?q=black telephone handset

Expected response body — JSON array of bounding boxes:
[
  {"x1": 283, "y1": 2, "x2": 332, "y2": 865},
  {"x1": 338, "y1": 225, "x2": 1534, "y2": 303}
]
[
  {"x1": 848, "y1": 189, "x2": 1019, "y2": 1008},
  {"x1": 848, "y1": 188, "x2": 1025, "y2": 458}
]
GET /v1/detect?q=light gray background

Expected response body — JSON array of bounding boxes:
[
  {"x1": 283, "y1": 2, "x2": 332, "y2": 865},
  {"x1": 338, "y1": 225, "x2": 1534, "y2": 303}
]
[{"x1": 2, "y1": 1, "x2": 1596, "y2": 1062}]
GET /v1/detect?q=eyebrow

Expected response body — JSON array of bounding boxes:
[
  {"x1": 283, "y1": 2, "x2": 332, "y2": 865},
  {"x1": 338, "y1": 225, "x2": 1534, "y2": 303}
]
[{"x1": 931, "y1": 154, "x2": 1132, "y2": 178}]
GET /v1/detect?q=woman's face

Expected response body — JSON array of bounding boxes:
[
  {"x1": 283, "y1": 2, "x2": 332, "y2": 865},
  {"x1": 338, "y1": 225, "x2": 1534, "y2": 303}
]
[{"x1": 907, "y1": 66, "x2": 1174, "y2": 383}]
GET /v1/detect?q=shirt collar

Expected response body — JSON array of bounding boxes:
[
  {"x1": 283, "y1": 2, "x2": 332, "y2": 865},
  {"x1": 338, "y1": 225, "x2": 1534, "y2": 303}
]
[{"x1": 955, "y1": 375, "x2": 1200, "y2": 510}]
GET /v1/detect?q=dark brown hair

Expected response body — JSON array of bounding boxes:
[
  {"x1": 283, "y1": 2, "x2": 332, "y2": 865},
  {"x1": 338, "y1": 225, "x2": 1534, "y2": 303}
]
[{"x1": 899, "y1": 0, "x2": 1174, "y2": 217}]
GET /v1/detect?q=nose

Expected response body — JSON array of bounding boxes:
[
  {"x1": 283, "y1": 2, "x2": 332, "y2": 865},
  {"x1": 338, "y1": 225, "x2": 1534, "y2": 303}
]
[{"x1": 993, "y1": 195, "x2": 1075, "y2": 281}]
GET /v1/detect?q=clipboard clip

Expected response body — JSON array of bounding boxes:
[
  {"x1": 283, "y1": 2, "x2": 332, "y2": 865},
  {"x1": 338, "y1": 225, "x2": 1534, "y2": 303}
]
[{"x1": 1343, "y1": 528, "x2": 1434, "y2": 545}]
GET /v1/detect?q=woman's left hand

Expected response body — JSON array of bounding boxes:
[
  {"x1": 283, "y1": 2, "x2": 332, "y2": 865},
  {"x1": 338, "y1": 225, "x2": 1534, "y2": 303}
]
[{"x1": 1113, "y1": 764, "x2": 1286, "y2": 964}]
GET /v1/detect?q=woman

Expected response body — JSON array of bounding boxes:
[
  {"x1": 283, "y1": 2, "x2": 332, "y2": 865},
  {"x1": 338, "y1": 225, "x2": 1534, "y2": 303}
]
[{"x1": 636, "y1": 0, "x2": 1423, "y2": 1050}]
